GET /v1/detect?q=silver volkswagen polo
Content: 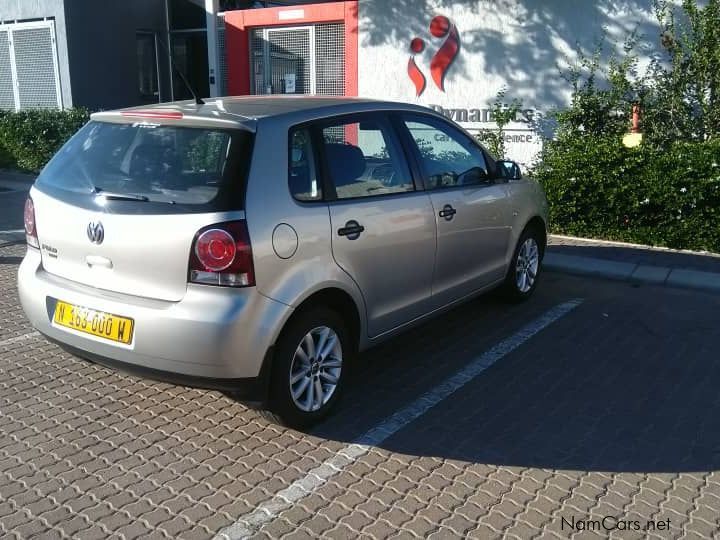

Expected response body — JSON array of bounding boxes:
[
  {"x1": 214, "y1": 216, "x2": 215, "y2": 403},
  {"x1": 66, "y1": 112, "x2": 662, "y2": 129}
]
[{"x1": 18, "y1": 97, "x2": 548, "y2": 427}]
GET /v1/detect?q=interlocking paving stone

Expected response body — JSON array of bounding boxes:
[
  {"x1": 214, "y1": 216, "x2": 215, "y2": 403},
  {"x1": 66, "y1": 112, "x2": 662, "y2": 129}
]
[{"x1": 1, "y1": 240, "x2": 719, "y2": 538}]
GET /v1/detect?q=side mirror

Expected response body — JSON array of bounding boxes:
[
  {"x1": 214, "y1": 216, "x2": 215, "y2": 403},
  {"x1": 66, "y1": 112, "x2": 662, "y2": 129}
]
[{"x1": 497, "y1": 160, "x2": 522, "y2": 180}]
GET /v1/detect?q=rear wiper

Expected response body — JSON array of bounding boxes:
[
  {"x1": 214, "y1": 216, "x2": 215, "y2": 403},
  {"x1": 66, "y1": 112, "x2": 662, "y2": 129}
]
[{"x1": 93, "y1": 187, "x2": 149, "y2": 202}]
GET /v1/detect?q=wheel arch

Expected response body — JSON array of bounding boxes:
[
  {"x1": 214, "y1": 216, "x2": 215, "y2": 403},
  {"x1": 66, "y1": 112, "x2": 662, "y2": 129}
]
[
  {"x1": 256, "y1": 285, "x2": 365, "y2": 407},
  {"x1": 293, "y1": 287, "x2": 362, "y2": 347}
]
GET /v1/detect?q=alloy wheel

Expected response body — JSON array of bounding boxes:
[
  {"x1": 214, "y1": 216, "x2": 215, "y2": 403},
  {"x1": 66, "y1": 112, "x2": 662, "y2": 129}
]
[
  {"x1": 515, "y1": 237, "x2": 539, "y2": 293},
  {"x1": 289, "y1": 326, "x2": 343, "y2": 412}
]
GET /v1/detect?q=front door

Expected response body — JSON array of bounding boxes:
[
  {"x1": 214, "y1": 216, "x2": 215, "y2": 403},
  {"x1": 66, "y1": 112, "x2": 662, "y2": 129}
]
[
  {"x1": 400, "y1": 114, "x2": 512, "y2": 307},
  {"x1": 317, "y1": 114, "x2": 436, "y2": 337}
]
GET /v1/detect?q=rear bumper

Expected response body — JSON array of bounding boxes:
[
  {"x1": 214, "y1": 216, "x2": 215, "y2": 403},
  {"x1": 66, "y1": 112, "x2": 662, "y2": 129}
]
[{"x1": 17, "y1": 248, "x2": 291, "y2": 392}]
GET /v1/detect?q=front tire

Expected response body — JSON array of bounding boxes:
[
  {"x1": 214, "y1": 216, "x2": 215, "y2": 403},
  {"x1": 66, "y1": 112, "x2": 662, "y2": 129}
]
[
  {"x1": 502, "y1": 227, "x2": 544, "y2": 301},
  {"x1": 265, "y1": 308, "x2": 350, "y2": 428}
]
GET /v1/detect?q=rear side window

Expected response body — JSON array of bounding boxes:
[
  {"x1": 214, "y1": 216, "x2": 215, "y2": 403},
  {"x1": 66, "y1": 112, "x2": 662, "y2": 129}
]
[
  {"x1": 36, "y1": 121, "x2": 252, "y2": 212},
  {"x1": 289, "y1": 128, "x2": 321, "y2": 201},
  {"x1": 318, "y1": 118, "x2": 414, "y2": 200}
]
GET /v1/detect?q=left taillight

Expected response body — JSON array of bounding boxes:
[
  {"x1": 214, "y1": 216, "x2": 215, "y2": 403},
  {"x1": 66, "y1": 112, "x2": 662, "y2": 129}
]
[
  {"x1": 188, "y1": 220, "x2": 255, "y2": 287},
  {"x1": 24, "y1": 197, "x2": 39, "y2": 248}
]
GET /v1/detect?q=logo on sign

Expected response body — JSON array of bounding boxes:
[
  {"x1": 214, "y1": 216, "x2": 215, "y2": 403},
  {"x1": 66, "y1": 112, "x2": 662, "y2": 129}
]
[{"x1": 408, "y1": 15, "x2": 460, "y2": 97}]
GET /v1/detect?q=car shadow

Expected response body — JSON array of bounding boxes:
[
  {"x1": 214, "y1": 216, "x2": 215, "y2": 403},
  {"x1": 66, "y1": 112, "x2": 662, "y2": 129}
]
[{"x1": 311, "y1": 272, "x2": 720, "y2": 473}]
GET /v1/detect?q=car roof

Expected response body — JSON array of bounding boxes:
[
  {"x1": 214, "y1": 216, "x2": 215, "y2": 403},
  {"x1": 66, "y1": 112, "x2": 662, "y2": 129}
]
[{"x1": 91, "y1": 96, "x2": 439, "y2": 132}]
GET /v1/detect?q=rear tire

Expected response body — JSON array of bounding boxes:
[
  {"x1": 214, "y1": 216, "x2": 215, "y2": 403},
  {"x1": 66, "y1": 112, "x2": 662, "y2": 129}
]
[
  {"x1": 502, "y1": 226, "x2": 544, "y2": 302},
  {"x1": 265, "y1": 307, "x2": 350, "y2": 429}
]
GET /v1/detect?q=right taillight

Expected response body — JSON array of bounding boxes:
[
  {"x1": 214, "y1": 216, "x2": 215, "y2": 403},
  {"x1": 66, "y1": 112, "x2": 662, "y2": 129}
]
[
  {"x1": 188, "y1": 220, "x2": 255, "y2": 287},
  {"x1": 24, "y1": 197, "x2": 39, "y2": 248}
]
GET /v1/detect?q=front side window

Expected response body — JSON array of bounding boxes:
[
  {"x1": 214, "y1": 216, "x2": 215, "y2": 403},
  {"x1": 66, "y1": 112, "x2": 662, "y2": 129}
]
[
  {"x1": 320, "y1": 118, "x2": 414, "y2": 200},
  {"x1": 404, "y1": 116, "x2": 490, "y2": 189}
]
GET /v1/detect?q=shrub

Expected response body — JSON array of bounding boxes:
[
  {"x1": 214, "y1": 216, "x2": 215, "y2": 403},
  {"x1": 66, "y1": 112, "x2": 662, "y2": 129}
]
[
  {"x1": 0, "y1": 108, "x2": 90, "y2": 172},
  {"x1": 535, "y1": 0, "x2": 720, "y2": 252},
  {"x1": 476, "y1": 87, "x2": 523, "y2": 159},
  {"x1": 536, "y1": 136, "x2": 720, "y2": 252}
]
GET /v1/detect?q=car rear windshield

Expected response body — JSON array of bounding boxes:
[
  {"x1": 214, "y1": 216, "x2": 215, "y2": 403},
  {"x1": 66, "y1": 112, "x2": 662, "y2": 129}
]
[{"x1": 35, "y1": 120, "x2": 252, "y2": 213}]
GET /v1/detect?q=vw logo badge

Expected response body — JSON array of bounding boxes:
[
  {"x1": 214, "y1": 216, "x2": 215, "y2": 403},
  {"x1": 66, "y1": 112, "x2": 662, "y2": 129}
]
[{"x1": 87, "y1": 221, "x2": 104, "y2": 244}]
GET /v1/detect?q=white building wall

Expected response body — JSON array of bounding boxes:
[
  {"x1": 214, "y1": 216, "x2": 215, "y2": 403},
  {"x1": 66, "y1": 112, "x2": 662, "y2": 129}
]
[{"x1": 357, "y1": 0, "x2": 663, "y2": 166}]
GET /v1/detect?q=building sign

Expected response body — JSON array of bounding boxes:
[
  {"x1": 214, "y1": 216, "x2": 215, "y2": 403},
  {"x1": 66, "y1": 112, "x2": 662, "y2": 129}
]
[
  {"x1": 408, "y1": 15, "x2": 460, "y2": 97},
  {"x1": 427, "y1": 104, "x2": 543, "y2": 165},
  {"x1": 399, "y1": 14, "x2": 541, "y2": 165},
  {"x1": 278, "y1": 9, "x2": 305, "y2": 21},
  {"x1": 429, "y1": 105, "x2": 539, "y2": 125}
]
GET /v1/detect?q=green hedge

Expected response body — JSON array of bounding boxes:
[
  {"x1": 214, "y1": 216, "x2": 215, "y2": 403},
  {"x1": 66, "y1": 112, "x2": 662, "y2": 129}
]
[
  {"x1": 0, "y1": 142, "x2": 12, "y2": 169},
  {"x1": 535, "y1": 136, "x2": 720, "y2": 252},
  {"x1": 0, "y1": 108, "x2": 90, "y2": 172}
]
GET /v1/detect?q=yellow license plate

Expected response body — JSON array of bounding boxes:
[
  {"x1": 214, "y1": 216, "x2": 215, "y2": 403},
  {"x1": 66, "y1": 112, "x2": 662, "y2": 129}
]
[{"x1": 53, "y1": 300, "x2": 134, "y2": 344}]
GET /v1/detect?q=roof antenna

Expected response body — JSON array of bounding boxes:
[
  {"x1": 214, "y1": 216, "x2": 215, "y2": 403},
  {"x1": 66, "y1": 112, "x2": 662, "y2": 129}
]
[{"x1": 157, "y1": 37, "x2": 205, "y2": 105}]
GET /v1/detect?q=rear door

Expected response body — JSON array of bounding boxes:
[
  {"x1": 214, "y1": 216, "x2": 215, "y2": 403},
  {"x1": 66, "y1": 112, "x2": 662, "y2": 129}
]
[
  {"x1": 317, "y1": 113, "x2": 436, "y2": 337},
  {"x1": 32, "y1": 120, "x2": 251, "y2": 302},
  {"x1": 399, "y1": 114, "x2": 512, "y2": 307}
]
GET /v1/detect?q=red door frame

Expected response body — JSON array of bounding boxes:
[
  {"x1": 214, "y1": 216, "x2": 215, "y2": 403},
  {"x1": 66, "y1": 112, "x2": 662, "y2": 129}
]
[{"x1": 224, "y1": 1, "x2": 359, "y2": 97}]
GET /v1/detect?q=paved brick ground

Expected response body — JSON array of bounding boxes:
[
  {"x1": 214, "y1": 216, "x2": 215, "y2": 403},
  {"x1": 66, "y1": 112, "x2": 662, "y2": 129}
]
[{"x1": 2, "y1": 239, "x2": 720, "y2": 539}]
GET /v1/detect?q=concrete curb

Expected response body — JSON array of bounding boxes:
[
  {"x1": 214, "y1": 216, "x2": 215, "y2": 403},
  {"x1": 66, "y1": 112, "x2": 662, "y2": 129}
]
[
  {"x1": 545, "y1": 253, "x2": 720, "y2": 293},
  {"x1": 0, "y1": 232, "x2": 25, "y2": 246},
  {"x1": 0, "y1": 169, "x2": 36, "y2": 182},
  {"x1": 549, "y1": 233, "x2": 720, "y2": 259},
  {"x1": 0, "y1": 170, "x2": 36, "y2": 193}
]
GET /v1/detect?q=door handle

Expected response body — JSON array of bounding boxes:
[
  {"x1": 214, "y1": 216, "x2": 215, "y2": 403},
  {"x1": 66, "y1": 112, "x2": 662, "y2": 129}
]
[
  {"x1": 438, "y1": 204, "x2": 457, "y2": 220},
  {"x1": 337, "y1": 220, "x2": 365, "y2": 240},
  {"x1": 85, "y1": 255, "x2": 113, "y2": 269}
]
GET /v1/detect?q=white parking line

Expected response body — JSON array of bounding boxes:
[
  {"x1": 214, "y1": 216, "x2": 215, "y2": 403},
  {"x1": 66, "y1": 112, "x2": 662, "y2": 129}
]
[
  {"x1": 215, "y1": 298, "x2": 584, "y2": 540},
  {"x1": 0, "y1": 332, "x2": 40, "y2": 347},
  {"x1": 0, "y1": 229, "x2": 24, "y2": 234}
]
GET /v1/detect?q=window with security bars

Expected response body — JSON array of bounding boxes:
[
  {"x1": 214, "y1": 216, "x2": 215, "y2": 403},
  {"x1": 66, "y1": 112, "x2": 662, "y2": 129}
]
[
  {"x1": 217, "y1": 14, "x2": 228, "y2": 96},
  {"x1": 249, "y1": 23, "x2": 344, "y2": 96},
  {"x1": 0, "y1": 30, "x2": 14, "y2": 110},
  {"x1": 315, "y1": 23, "x2": 344, "y2": 96},
  {"x1": 0, "y1": 20, "x2": 62, "y2": 110},
  {"x1": 269, "y1": 28, "x2": 310, "y2": 94},
  {"x1": 250, "y1": 28, "x2": 266, "y2": 94}
]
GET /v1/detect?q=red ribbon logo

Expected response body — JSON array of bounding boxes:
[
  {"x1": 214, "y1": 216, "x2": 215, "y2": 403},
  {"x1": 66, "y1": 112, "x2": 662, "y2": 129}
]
[{"x1": 408, "y1": 15, "x2": 460, "y2": 97}]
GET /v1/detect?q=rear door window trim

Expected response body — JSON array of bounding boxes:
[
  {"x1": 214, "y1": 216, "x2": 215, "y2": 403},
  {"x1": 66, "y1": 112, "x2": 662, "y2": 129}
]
[{"x1": 288, "y1": 112, "x2": 421, "y2": 204}]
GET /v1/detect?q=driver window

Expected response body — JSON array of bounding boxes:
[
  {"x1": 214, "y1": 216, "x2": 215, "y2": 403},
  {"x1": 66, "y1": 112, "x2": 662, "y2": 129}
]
[{"x1": 404, "y1": 117, "x2": 489, "y2": 190}]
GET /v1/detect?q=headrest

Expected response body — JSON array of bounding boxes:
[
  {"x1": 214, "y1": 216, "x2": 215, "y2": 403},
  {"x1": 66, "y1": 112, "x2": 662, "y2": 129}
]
[
  {"x1": 129, "y1": 144, "x2": 178, "y2": 181},
  {"x1": 324, "y1": 143, "x2": 366, "y2": 187}
]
